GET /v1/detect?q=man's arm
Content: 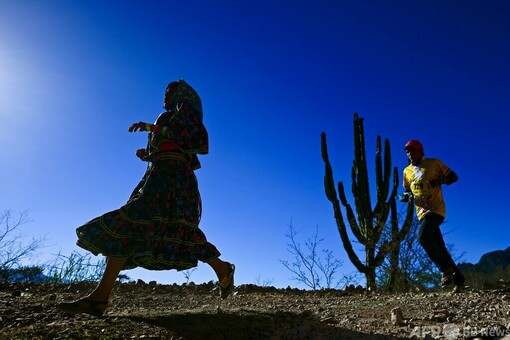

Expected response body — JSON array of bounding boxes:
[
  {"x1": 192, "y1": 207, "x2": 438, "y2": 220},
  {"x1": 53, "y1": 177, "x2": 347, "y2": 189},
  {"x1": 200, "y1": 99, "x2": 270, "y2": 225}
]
[
  {"x1": 443, "y1": 170, "x2": 458, "y2": 185},
  {"x1": 429, "y1": 170, "x2": 458, "y2": 187}
]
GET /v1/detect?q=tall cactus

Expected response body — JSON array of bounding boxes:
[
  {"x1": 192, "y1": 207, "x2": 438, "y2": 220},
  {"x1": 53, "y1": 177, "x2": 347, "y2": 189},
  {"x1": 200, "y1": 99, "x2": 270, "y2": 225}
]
[{"x1": 321, "y1": 113, "x2": 414, "y2": 290}]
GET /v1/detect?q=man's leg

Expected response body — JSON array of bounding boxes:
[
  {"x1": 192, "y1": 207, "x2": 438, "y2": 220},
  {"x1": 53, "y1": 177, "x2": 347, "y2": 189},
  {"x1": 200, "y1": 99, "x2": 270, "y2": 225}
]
[{"x1": 418, "y1": 214, "x2": 458, "y2": 270}]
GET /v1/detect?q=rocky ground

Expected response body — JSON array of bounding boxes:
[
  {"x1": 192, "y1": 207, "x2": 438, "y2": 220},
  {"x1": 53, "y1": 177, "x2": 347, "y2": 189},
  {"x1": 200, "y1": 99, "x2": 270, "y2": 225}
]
[{"x1": 1, "y1": 280, "x2": 509, "y2": 339}]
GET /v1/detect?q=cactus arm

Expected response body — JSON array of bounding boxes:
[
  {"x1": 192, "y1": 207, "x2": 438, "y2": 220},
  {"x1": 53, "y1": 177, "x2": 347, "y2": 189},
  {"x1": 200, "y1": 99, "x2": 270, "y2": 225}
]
[
  {"x1": 350, "y1": 165, "x2": 368, "y2": 239},
  {"x1": 389, "y1": 166, "x2": 399, "y2": 200},
  {"x1": 331, "y1": 194, "x2": 367, "y2": 272},
  {"x1": 398, "y1": 200, "x2": 415, "y2": 241},
  {"x1": 382, "y1": 139, "x2": 392, "y2": 196},
  {"x1": 321, "y1": 132, "x2": 366, "y2": 273},
  {"x1": 374, "y1": 201, "x2": 396, "y2": 266},
  {"x1": 338, "y1": 182, "x2": 365, "y2": 244},
  {"x1": 374, "y1": 240, "x2": 391, "y2": 266},
  {"x1": 374, "y1": 165, "x2": 399, "y2": 239},
  {"x1": 321, "y1": 132, "x2": 339, "y2": 206},
  {"x1": 375, "y1": 169, "x2": 413, "y2": 266},
  {"x1": 384, "y1": 139, "x2": 392, "y2": 192},
  {"x1": 375, "y1": 136, "x2": 383, "y2": 204},
  {"x1": 374, "y1": 138, "x2": 393, "y2": 216},
  {"x1": 353, "y1": 114, "x2": 373, "y2": 225}
]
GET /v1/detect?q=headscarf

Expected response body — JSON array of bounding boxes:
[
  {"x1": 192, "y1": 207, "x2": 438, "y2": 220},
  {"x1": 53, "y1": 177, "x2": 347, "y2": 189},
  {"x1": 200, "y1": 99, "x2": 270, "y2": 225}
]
[
  {"x1": 166, "y1": 79, "x2": 203, "y2": 121},
  {"x1": 150, "y1": 80, "x2": 206, "y2": 170}
]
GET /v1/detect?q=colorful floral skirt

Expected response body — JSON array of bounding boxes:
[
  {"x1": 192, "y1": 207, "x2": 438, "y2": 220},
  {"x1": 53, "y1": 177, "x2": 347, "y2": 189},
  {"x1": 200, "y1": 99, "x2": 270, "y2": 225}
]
[{"x1": 76, "y1": 158, "x2": 220, "y2": 271}]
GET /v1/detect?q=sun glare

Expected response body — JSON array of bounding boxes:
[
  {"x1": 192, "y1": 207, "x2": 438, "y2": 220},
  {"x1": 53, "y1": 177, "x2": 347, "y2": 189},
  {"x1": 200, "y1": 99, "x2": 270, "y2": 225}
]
[{"x1": 0, "y1": 41, "x2": 51, "y2": 148}]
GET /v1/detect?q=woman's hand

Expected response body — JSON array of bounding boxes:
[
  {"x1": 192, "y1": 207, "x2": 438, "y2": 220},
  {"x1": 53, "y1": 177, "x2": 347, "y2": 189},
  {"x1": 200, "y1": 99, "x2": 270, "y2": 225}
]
[
  {"x1": 129, "y1": 122, "x2": 152, "y2": 132},
  {"x1": 135, "y1": 148, "x2": 148, "y2": 160}
]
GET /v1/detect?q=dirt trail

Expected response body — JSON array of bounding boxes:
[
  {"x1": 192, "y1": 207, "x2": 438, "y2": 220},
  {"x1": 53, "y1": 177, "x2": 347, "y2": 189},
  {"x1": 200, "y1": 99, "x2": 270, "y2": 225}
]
[{"x1": 1, "y1": 281, "x2": 509, "y2": 339}]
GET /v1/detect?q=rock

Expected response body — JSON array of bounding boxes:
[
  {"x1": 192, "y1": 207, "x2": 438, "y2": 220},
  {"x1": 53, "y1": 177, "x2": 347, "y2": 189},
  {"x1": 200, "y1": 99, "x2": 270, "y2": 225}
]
[
  {"x1": 390, "y1": 307, "x2": 404, "y2": 326},
  {"x1": 431, "y1": 309, "x2": 450, "y2": 322},
  {"x1": 442, "y1": 323, "x2": 460, "y2": 338},
  {"x1": 44, "y1": 293, "x2": 57, "y2": 301},
  {"x1": 321, "y1": 316, "x2": 337, "y2": 324}
]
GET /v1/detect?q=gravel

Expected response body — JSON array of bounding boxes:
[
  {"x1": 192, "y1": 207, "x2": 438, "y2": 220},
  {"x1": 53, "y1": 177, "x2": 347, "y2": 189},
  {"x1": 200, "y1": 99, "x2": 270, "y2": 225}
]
[{"x1": 1, "y1": 280, "x2": 509, "y2": 339}]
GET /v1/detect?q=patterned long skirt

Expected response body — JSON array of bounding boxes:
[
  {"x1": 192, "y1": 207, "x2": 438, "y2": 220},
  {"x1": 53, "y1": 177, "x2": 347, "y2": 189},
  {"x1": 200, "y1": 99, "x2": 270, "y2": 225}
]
[{"x1": 76, "y1": 159, "x2": 220, "y2": 271}]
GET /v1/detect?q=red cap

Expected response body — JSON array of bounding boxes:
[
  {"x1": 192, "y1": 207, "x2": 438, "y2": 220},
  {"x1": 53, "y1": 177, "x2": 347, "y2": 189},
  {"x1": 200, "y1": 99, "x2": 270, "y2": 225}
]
[{"x1": 404, "y1": 140, "x2": 423, "y2": 152}]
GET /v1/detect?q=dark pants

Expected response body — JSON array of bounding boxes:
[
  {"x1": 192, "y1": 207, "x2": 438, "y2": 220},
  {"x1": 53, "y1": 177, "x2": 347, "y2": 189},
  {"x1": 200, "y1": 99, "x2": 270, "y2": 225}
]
[{"x1": 417, "y1": 212, "x2": 460, "y2": 276}]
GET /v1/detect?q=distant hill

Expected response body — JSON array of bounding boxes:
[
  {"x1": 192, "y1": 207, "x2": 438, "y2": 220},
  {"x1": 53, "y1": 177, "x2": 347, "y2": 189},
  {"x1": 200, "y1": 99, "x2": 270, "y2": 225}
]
[
  {"x1": 458, "y1": 246, "x2": 510, "y2": 288},
  {"x1": 458, "y1": 246, "x2": 510, "y2": 273}
]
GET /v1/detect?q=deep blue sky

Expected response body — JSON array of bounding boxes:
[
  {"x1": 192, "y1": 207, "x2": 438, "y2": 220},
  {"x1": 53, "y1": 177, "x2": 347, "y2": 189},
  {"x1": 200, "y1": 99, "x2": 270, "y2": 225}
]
[{"x1": 1, "y1": 1, "x2": 508, "y2": 288}]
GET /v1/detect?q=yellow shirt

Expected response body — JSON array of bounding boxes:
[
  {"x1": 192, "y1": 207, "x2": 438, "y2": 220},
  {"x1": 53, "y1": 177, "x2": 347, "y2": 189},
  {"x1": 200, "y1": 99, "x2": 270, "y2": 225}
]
[{"x1": 402, "y1": 157, "x2": 453, "y2": 220}]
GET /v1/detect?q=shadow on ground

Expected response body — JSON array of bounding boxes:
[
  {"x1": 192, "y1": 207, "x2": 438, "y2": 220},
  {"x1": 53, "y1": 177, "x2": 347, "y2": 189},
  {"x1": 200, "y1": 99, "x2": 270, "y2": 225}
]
[{"x1": 125, "y1": 309, "x2": 403, "y2": 340}]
